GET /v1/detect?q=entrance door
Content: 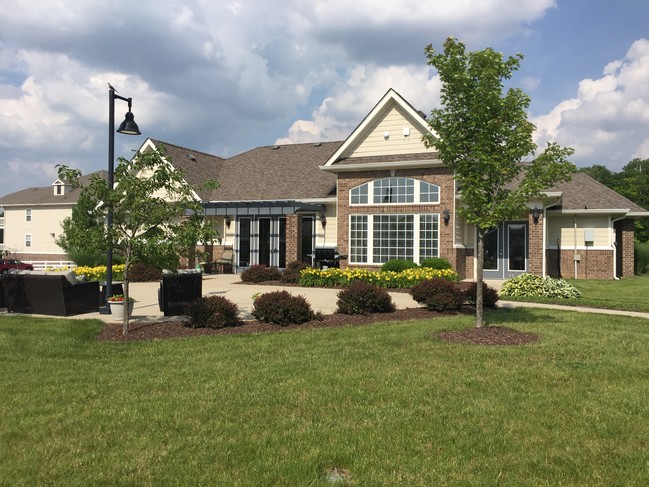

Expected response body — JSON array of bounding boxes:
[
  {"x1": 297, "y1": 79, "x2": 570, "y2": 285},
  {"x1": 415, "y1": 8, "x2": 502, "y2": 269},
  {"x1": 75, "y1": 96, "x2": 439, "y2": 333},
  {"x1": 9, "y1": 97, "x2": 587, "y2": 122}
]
[
  {"x1": 483, "y1": 222, "x2": 528, "y2": 279},
  {"x1": 236, "y1": 216, "x2": 289, "y2": 270}
]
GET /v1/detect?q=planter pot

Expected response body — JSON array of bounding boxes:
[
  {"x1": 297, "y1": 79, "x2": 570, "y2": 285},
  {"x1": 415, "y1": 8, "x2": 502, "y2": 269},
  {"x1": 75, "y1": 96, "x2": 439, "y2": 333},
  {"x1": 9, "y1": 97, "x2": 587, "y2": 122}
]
[{"x1": 108, "y1": 300, "x2": 134, "y2": 321}]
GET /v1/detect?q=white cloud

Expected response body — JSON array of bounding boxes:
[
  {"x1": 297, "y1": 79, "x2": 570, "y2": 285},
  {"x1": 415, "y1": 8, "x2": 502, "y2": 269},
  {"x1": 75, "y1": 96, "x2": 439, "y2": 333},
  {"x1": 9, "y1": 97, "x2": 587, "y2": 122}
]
[{"x1": 532, "y1": 38, "x2": 649, "y2": 168}]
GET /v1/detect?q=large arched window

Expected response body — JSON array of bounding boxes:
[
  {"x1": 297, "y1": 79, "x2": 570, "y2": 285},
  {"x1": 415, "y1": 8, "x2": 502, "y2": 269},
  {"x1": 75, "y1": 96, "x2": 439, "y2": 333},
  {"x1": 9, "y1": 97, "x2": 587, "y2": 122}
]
[{"x1": 350, "y1": 178, "x2": 440, "y2": 205}]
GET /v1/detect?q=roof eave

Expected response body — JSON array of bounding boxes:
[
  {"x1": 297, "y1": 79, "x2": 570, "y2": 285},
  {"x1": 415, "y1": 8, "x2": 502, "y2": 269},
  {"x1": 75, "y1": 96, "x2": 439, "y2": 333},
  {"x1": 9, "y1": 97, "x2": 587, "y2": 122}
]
[{"x1": 320, "y1": 160, "x2": 444, "y2": 173}]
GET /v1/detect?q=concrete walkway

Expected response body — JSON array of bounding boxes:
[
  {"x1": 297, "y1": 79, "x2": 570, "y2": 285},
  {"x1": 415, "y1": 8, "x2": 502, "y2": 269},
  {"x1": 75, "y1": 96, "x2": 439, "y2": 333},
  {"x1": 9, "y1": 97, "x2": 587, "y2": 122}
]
[{"x1": 3, "y1": 274, "x2": 649, "y2": 322}]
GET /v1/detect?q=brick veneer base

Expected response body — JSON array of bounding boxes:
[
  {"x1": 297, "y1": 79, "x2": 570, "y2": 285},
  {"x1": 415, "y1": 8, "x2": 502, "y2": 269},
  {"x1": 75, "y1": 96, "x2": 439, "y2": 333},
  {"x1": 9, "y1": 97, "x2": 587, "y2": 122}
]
[{"x1": 546, "y1": 249, "x2": 614, "y2": 280}]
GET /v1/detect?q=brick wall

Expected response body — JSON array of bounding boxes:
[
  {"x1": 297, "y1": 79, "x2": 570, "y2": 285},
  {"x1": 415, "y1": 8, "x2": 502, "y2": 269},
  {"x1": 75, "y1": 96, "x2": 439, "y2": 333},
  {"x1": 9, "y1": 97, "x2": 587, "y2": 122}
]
[
  {"x1": 621, "y1": 218, "x2": 635, "y2": 277},
  {"x1": 528, "y1": 210, "x2": 544, "y2": 276},
  {"x1": 546, "y1": 249, "x2": 614, "y2": 279},
  {"x1": 286, "y1": 214, "x2": 301, "y2": 264},
  {"x1": 337, "y1": 167, "x2": 456, "y2": 270}
]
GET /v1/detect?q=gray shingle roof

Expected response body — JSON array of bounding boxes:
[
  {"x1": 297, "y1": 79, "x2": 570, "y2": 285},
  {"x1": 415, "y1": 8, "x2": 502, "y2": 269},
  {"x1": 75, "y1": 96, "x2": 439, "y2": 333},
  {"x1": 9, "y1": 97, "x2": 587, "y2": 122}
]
[
  {"x1": 203, "y1": 141, "x2": 342, "y2": 201},
  {"x1": 334, "y1": 152, "x2": 440, "y2": 165},
  {"x1": 0, "y1": 171, "x2": 108, "y2": 206},
  {"x1": 548, "y1": 173, "x2": 648, "y2": 212}
]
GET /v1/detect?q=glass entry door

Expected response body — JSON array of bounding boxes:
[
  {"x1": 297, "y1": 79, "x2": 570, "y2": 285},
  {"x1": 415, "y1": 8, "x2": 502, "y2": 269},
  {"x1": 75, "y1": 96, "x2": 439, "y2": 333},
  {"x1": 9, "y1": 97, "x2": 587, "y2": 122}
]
[
  {"x1": 236, "y1": 216, "x2": 288, "y2": 270},
  {"x1": 482, "y1": 222, "x2": 528, "y2": 279}
]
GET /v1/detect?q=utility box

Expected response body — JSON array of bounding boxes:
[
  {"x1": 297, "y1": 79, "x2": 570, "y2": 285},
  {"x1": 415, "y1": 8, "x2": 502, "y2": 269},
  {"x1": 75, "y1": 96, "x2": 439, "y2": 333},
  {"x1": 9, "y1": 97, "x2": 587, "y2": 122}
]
[{"x1": 584, "y1": 229, "x2": 594, "y2": 244}]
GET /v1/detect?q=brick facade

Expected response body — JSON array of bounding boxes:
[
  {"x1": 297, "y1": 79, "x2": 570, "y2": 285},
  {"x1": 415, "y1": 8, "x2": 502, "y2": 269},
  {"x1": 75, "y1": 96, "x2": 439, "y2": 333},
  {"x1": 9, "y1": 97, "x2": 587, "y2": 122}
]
[
  {"x1": 285, "y1": 214, "x2": 302, "y2": 264},
  {"x1": 547, "y1": 249, "x2": 614, "y2": 280},
  {"x1": 528, "y1": 210, "x2": 544, "y2": 276},
  {"x1": 336, "y1": 167, "x2": 457, "y2": 270},
  {"x1": 620, "y1": 218, "x2": 635, "y2": 277}
]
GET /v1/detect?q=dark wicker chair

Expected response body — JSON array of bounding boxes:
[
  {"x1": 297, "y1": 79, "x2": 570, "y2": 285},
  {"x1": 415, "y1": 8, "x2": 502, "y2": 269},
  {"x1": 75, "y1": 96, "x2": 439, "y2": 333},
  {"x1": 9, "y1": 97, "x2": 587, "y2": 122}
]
[{"x1": 158, "y1": 273, "x2": 203, "y2": 316}]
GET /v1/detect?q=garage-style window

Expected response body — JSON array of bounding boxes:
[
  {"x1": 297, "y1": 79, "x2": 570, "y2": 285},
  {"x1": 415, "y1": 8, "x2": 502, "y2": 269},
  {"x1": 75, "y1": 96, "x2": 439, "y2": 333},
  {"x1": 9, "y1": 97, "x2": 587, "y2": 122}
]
[{"x1": 350, "y1": 178, "x2": 439, "y2": 205}]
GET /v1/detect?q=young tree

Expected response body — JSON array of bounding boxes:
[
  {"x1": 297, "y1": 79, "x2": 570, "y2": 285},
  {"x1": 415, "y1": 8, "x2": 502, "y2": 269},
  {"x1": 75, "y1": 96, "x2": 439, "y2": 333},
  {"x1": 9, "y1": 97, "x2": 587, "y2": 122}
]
[
  {"x1": 58, "y1": 146, "x2": 219, "y2": 335},
  {"x1": 424, "y1": 37, "x2": 574, "y2": 328}
]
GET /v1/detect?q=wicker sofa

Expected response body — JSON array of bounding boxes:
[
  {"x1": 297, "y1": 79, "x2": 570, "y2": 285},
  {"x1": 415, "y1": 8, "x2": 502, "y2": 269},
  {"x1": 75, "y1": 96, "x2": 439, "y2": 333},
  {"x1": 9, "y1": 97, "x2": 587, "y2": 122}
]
[{"x1": 0, "y1": 272, "x2": 99, "y2": 316}]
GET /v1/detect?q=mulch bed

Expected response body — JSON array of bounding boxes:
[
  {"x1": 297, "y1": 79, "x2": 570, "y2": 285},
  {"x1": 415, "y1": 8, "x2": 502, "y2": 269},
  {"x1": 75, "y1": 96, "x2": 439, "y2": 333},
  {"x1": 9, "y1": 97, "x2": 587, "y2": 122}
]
[{"x1": 97, "y1": 306, "x2": 540, "y2": 345}]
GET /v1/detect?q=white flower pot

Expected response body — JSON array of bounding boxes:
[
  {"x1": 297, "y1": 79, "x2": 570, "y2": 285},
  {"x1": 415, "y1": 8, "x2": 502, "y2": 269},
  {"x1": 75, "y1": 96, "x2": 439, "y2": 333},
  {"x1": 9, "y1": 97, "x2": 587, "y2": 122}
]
[{"x1": 108, "y1": 300, "x2": 134, "y2": 321}]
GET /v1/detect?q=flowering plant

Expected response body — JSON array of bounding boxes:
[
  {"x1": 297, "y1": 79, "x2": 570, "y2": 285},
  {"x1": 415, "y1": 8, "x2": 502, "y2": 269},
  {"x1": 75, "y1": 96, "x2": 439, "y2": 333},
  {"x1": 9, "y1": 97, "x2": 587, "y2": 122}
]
[{"x1": 107, "y1": 294, "x2": 134, "y2": 302}]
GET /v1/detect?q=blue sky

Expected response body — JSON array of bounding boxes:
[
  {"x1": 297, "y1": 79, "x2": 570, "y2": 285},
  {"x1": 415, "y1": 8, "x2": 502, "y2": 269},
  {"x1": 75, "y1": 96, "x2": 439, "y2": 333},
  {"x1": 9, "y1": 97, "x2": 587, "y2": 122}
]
[{"x1": 1, "y1": 0, "x2": 649, "y2": 197}]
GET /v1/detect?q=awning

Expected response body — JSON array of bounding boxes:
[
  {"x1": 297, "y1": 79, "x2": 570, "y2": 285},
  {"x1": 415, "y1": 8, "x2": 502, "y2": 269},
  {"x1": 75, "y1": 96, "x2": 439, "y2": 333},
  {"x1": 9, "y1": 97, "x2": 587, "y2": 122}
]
[{"x1": 202, "y1": 200, "x2": 325, "y2": 217}]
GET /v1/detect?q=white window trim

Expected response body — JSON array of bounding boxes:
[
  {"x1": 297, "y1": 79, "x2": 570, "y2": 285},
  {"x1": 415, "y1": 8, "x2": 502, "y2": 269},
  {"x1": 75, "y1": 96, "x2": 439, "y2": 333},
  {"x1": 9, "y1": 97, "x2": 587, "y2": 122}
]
[
  {"x1": 25, "y1": 234, "x2": 32, "y2": 248},
  {"x1": 349, "y1": 178, "x2": 440, "y2": 206},
  {"x1": 25, "y1": 208, "x2": 32, "y2": 222},
  {"x1": 349, "y1": 213, "x2": 440, "y2": 265}
]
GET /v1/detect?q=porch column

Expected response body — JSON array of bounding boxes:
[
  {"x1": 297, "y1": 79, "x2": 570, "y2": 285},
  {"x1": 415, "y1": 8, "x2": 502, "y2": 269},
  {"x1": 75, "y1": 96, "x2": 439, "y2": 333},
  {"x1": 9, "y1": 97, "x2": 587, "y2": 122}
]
[
  {"x1": 621, "y1": 218, "x2": 635, "y2": 277},
  {"x1": 528, "y1": 210, "x2": 544, "y2": 276},
  {"x1": 286, "y1": 214, "x2": 302, "y2": 264}
]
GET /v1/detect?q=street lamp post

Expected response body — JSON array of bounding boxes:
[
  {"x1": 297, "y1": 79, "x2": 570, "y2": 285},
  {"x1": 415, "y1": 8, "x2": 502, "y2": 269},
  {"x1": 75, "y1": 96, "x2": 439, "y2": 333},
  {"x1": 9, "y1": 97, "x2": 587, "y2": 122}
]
[{"x1": 101, "y1": 86, "x2": 141, "y2": 314}]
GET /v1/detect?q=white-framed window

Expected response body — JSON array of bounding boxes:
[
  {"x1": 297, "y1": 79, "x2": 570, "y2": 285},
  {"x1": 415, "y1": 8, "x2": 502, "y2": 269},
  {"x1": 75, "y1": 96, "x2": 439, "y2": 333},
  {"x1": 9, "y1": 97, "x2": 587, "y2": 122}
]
[
  {"x1": 349, "y1": 213, "x2": 439, "y2": 264},
  {"x1": 25, "y1": 234, "x2": 32, "y2": 248},
  {"x1": 349, "y1": 178, "x2": 440, "y2": 205},
  {"x1": 55, "y1": 184, "x2": 63, "y2": 195},
  {"x1": 25, "y1": 208, "x2": 32, "y2": 222}
]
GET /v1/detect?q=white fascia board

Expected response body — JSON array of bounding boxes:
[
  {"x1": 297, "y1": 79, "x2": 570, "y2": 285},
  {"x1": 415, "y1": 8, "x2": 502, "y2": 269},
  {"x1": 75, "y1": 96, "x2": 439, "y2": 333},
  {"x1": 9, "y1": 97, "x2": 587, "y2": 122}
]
[
  {"x1": 320, "y1": 160, "x2": 443, "y2": 173},
  {"x1": 548, "y1": 209, "x2": 630, "y2": 215},
  {"x1": 627, "y1": 211, "x2": 649, "y2": 217},
  {"x1": 296, "y1": 197, "x2": 337, "y2": 204}
]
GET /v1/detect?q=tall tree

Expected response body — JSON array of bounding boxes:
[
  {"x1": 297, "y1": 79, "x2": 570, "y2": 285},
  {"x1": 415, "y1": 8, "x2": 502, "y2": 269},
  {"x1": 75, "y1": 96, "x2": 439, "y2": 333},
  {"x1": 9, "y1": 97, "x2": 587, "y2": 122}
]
[
  {"x1": 58, "y1": 146, "x2": 219, "y2": 335},
  {"x1": 424, "y1": 38, "x2": 574, "y2": 328}
]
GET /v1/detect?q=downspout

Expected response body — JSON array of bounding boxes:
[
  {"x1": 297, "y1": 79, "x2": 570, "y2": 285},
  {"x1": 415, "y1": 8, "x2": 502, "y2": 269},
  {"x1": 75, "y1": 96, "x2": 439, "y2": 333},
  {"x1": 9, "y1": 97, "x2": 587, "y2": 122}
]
[{"x1": 611, "y1": 215, "x2": 626, "y2": 280}]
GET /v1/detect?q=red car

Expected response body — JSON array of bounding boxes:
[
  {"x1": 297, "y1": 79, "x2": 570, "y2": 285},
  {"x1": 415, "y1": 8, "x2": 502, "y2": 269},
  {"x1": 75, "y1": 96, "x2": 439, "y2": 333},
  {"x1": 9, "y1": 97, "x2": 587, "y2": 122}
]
[{"x1": 0, "y1": 259, "x2": 34, "y2": 274}]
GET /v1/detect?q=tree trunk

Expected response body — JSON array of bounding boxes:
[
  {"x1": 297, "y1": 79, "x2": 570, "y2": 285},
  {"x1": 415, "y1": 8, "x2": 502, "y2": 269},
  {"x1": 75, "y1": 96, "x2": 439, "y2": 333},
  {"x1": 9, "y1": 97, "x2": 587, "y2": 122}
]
[
  {"x1": 475, "y1": 228, "x2": 485, "y2": 328},
  {"x1": 122, "y1": 250, "x2": 131, "y2": 336}
]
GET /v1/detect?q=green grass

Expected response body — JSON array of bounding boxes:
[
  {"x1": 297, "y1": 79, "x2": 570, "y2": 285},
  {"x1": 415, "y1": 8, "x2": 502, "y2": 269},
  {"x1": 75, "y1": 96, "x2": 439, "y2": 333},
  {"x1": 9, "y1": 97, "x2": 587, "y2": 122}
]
[
  {"x1": 501, "y1": 274, "x2": 649, "y2": 312},
  {"x1": 1, "y1": 311, "x2": 649, "y2": 485}
]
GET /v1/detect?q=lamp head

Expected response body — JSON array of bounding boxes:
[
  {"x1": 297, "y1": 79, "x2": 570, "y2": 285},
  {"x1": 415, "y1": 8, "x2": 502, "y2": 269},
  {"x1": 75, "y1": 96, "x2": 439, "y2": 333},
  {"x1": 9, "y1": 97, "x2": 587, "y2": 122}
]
[{"x1": 117, "y1": 111, "x2": 141, "y2": 135}]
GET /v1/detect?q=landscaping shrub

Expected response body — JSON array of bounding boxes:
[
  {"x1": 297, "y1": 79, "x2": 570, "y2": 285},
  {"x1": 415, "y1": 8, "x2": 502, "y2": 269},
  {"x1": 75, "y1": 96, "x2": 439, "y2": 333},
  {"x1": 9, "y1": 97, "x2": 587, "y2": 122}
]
[
  {"x1": 462, "y1": 281, "x2": 500, "y2": 308},
  {"x1": 419, "y1": 257, "x2": 453, "y2": 270},
  {"x1": 186, "y1": 295, "x2": 240, "y2": 329},
  {"x1": 635, "y1": 241, "x2": 649, "y2": 275},
  {"x1": 240, "y1": 264, "x2": 282, "y2": 283},
  {"x1": 281, "y1": 261, "x2": 309, "y2": 284},
  {"x1": 128, "y1": 262, "x2": 163, "y2": 282},
  {"x1": 336, "y1": 281, "x2": 396, "y2": 315},
  {"x1": 500, "y1": 273, "x2": 581, "y2": 299},
  {"x1": 410, "y1": 277, "x2": 465, "y2": 312},
  {"x1": 251, "y1": 290, "x2": 316, "y2": 325},
  {"x1": 381, "y1": 259, "x2": 419, "y2": 273}
]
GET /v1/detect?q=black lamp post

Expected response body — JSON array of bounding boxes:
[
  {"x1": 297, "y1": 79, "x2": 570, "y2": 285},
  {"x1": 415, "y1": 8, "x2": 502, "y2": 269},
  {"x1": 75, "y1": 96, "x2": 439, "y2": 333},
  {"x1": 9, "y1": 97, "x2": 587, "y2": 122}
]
[{"x1": 101, "y1": 86, "x2": 141, "y2": 314}]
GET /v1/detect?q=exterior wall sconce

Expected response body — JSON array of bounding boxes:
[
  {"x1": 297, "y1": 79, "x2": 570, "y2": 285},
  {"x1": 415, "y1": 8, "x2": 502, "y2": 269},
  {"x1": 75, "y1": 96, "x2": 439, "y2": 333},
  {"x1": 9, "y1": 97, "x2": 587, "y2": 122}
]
[
  {"x1": 443, "y1": 208, "x2": 451, "y2": 225},
  {"x1": 320, "y1": 213, "x2": 327, "y2": 227},
  {"x1": 225, "y1": 215, "x2": 231, "y2": 229},
  {"x1": 532, "y1": 206, "x2": 541, "y2": 224}
]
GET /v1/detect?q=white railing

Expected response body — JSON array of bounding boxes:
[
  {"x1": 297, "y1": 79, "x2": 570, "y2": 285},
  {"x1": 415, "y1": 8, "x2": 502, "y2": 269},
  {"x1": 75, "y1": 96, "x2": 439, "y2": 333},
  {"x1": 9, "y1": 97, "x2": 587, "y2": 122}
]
[{"x1": 25, "y1": 261, "x2": 77, "y2": 271}]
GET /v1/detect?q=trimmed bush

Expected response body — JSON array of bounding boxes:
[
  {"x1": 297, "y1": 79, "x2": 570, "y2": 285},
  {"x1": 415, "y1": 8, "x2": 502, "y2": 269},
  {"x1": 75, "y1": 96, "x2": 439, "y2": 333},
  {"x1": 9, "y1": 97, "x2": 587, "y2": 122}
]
[
  {"x1": 500, "y1": 273, "x2": 581, "y2": 299},
  {"x1": 128, "y1": 262, "x2": 163, "y2": 282},
  {"x1": 186, "y1": 295, "x2": 240, "y2": 329},
  {"x1": 281, "y1": 261, "x2": 309, "y2": 284},
  {"x1": 381, "y1": 259, "x2": 418, "y2": 273},
  {"x1": 462, "y1": 281, "x2": 500, "y2": 308},
  {"x1": 419, "y1": 257, "x2": 453, "y2": 270},
  {"x1": 252, "y1": 290, "x2": 316, "y2": 325},
  {"x1": 240, "y1": 265, "x2": 282, "y2": 283},
  {"x1": 336, "y1": 281, "x2": 396, "y2": 315},
  {"x1": 410, "y1": 277, "x2": 464, "y2": 312}
]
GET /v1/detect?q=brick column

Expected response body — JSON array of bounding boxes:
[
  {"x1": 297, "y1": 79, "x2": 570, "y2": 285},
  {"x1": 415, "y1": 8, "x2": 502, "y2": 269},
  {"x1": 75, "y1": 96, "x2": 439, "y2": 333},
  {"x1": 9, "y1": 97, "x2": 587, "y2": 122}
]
[
  {"x1": 622, "y1": 218, "x2": 635, "y2": 277},
  {"x1": 528, "y1": 210, "x2": 544, "y2": 276},
  {"x1": 285, "y1": 214, "x2": 302, "y2": 264}
]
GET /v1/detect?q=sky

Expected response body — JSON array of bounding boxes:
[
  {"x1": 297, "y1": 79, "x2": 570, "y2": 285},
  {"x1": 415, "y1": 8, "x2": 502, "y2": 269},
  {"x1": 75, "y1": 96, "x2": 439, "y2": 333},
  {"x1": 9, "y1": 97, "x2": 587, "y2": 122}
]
[{"x1": 1, "y1": 0, "x2": 649, "y2": 198}]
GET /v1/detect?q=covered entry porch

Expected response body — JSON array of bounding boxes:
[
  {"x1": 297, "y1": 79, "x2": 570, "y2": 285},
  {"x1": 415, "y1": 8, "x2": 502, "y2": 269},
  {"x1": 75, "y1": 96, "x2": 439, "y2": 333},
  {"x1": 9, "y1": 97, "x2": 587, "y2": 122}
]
[{"x1": 203, "y1": 201, "x2": 325, "y2": 272}]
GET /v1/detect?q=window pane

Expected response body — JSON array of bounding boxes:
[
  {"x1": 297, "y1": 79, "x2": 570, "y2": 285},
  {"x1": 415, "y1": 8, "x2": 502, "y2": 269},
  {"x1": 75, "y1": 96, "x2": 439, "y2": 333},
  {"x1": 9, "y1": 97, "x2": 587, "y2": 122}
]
[
  {"x1": 372, "y1": 214, "x2": 414, "y2": 263},
  {"x1": 373, "y1": 178, "x2": 415, "y2": 204},
  {"x1": 420, "y1": 181, "x2": 440, "y2": 203},
  {"x1": 350, "y1": 215, "x2": 368, "y2": 263},
  {"x1": 350, "y1": 183, "x2": 368, "y2": 204},
  {"x1": 419, "y1": 214, "x2": 439, "y2": 260}
]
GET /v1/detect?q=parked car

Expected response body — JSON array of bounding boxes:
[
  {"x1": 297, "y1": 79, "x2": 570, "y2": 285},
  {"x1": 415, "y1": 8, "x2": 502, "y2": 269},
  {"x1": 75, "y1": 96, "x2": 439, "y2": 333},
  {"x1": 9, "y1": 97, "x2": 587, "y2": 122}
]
[{"x1": 0, "y1": 259, "x2": 34, "y2": 274}]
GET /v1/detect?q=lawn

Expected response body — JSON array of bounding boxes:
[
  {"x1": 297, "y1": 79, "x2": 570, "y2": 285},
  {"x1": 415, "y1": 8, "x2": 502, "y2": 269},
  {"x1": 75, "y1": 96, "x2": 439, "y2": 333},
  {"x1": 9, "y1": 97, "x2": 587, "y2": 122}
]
[
  {"x1": 1, "y1": 309, "x2": 648, "y2": 486},
  {"x1": 501, "y1": 274, "x2": 649, "y2": 312}
]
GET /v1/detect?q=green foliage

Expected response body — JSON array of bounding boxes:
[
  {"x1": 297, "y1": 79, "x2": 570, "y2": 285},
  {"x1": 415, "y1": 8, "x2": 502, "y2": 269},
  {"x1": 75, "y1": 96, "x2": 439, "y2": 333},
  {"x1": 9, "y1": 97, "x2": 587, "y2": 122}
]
[
  {"x1": 410, "y1": 277, "x2": 465, "y2": 312},
  {"x1": 500, "y1": 273, "x2": 581, "y2": 299},
  {"x1": 298, "y1": 267, "x2": 458, "y2": 288},
  {"x1": 280, "y1": 261, "x2": 309, "y2": 284},
  {"x1": 240, "y1": 265, "x2": 282, "y2": 283},
  {"x1": 186, "y1": 295, "x2": 240, "y2": 329},
  {"x1": 380, "y1": 259, "x2": 418, "y2": 272},
  {"x1": 462, "y1": 281, "x2": 500, "y2": 308},
  {"x1": 56, "y1": 145, "x2": 219, "y2": 333},
  {"x1": 336, "y1": 282, "x2": 396, "y2": 315},
  {"x1": 251, "y1": 290, "x2": 316, "y2": 325},
  {"x1": 419, "y1": 257, "x2": 453, "y2": 270},
  {"x1": 635, "y1": 241, "x2": 649, "y2": 274}
]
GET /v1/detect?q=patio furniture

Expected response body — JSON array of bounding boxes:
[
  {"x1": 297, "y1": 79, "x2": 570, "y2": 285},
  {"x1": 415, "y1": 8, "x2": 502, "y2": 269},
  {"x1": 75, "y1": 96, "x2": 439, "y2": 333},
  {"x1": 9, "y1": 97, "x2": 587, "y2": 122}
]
[
  {"x1": 214, "y1": 247, "x2": 234, "y2": 274},
  {"x1": 0, "y1": 273, "x2": 100, "y2": 316},
  {"x1": 158, "y1": 273, "x2": 203, "y2": 316}
]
